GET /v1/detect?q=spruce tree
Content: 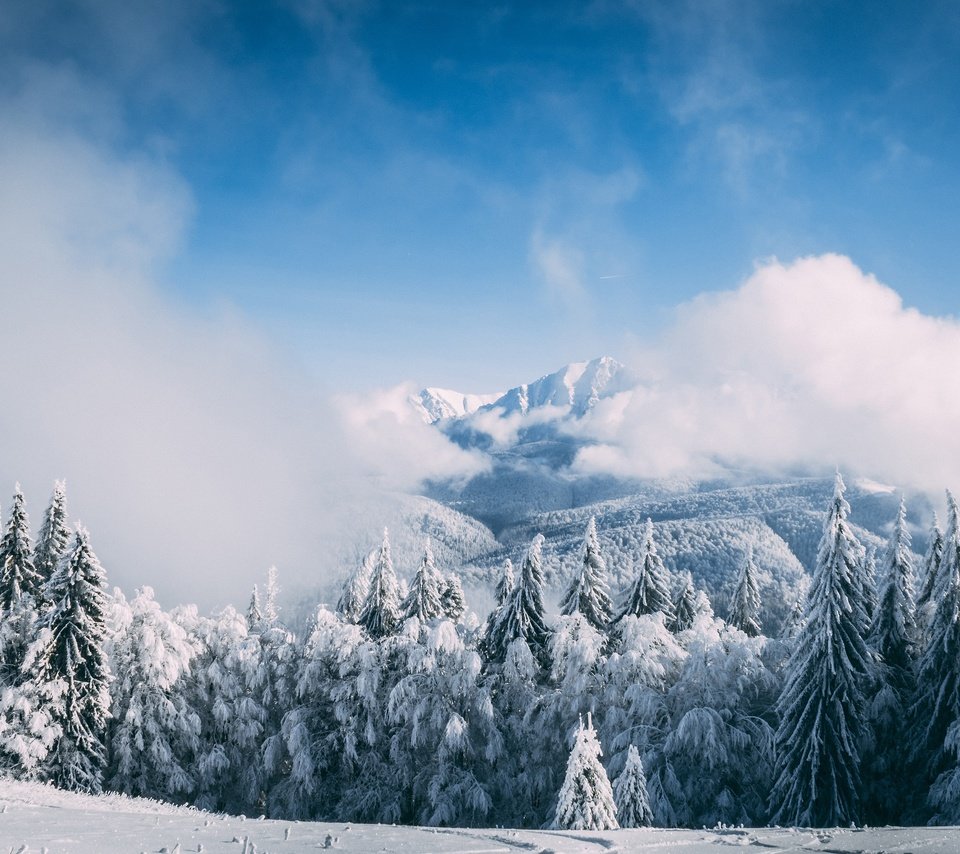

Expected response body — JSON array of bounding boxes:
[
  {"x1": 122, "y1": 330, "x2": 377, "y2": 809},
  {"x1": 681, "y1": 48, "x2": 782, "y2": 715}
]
[
  {"x1": 613, "y1": 744, "x2": 654, "y2": 828},
  {"x1": 29, "y1": 525, "x2": 111, "y2": 793},
  {"x1": 440, "y1": 573, "x2": 466, "y2": 622},
  {"x1": 32, "y1": 481, "x2": 70, "y2": 605},
  {"x1": 616, "y1": 519, "x2": 673, "y2": 623},
  {"x1": 247, "y1": 584, "x2": 263, "y2": 630},
  {"x1": 863, "y1": 497, "x2": 916, "y2": 823},
  {"x1": 552, "y1": 713, "x2": 618, "y2": 831},
  {"x1": 337, "y1": 549, "x2": 374, "y2": 623},
  {"x1": 484, "y1": 535, "x2": 551, "y2": 665},
  {"x1": 912, "y1": 491, "x2": 960, "y2": 821},
  {"x1": 264, "y1": 565, "x2": 280, "y2": 625},
  {"x1": 402, "y1": 539, "x2": 444, "y2": 622},
  {"x1": 358, "y1": 529, "x2": 401, "y2": 640},
  {"x1": 559, "y1": 517, "x2": 613, "y2": 631},
  {"x1": 916, "y1": 513, "x2": 944, "y2": 637},
  {"x1": 495, "y1": 558, "x2": 515, "y2": 607},
  {"x1": 0, "y1": 485, "x2": 41, "y2": 611},
  {"x1": 729, "y1": 548, "x2": 762, "y2": 637},
  {"x1": 667, "y1": 572, "x2": 697, "y2": 633},
  {"x1": 768, "y1": 472, "x2": 873, "y2": 827}
]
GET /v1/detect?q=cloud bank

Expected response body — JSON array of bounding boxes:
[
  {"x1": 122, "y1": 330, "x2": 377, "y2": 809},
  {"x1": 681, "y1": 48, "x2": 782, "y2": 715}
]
[
  {"x1": 0, "y1": 69, "x2": 482, "y2": 610},
  {"x1": 574, "y1": 253, "x2": 960, "y2": 495}
]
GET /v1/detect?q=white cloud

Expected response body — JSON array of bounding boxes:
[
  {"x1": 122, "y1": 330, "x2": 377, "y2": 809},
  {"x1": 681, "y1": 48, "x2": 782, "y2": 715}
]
[
  {"x1": 0, "y1": 70, "x2": 479, "y2": 611},
  {"x1": 573, "y1": 253, "x2": 960, "y2": 494},
  {"x1": 529, "y1": 229, "x2": 586, "y2": 306}
]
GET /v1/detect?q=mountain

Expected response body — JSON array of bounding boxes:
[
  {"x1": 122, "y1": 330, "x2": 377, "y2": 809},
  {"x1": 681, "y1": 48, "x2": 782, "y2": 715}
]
[{"x1": 412, "y1": 355, "x2": 630, "y2": 424}]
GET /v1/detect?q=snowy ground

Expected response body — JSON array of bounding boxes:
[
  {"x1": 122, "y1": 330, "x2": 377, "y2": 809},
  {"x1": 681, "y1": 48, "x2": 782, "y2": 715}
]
[{"x1": 1, "y1": 780, "x2": 959, "y2": 853}]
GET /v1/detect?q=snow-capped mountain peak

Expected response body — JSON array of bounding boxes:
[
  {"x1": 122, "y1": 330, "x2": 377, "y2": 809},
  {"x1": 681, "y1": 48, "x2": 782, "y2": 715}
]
[{"x1": 412, "y1": 356, "x2": 629, "y2": 423}]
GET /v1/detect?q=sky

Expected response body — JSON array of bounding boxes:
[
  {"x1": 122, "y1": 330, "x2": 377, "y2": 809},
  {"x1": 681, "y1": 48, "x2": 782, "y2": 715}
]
[
  {"x1": 4, "y1": 0, "x2": 960, "y2": 391},
  {"x1": 3, "y1": 0, "x2": 960, "y2": 607}
]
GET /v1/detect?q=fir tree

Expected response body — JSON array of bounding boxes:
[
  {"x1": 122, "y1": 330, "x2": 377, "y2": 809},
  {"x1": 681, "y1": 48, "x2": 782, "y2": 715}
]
[
  {"x1": 32, "y1": 481, "x2": 69, "y2": 606},
  {"x1": 552, "y1": 713, "x2": 618, "y2": 831},
  {"x1": 768, "y1": 472, "x2": 873, "y2": 827},
  {"x1": 0, "y1": 485, "x2": 40, "y2": 611},
  {"x1": 728, "y1": 549, "x2": 762, "y2": 637},
  {"x1": 29, "y1": 525, "x2": 111, "y2": 793},
  {"x1": 337, "y1": 549, "x2": 375, "y2": 624},
  {"x1": 863, "y1": 498, "x2": 916, "y2": 823},
  {"x1": 495, "y1": 558, "x2": 515, "y2": 607},
  {"x1": 107, "y1": 586, "x2": 200, "y2": 800},
  {"x1": 913, "y1": 491, "x2": 960, "y2": 822},
  {"x1": 916, "y1": 513, "x2": 944, "y2": 637},
  {"x1": 559, "y1": 517, "x2": 613, "y2": 631},
  {"x1": 668, "y1": 573, "x2": 697, "y2": 633},
  {"x1": 264, "y1": 566, "x2": 280, "y2": 625},
  {"x1": 247, "y1": 584, "x2": 263, "y2": 630},
  {"x1": 616, "y1": 519, "x2": 673, "y2": 624},
  {"x1": 613, "y1": 744, "x2": 653, "y2": 827},
  {"x1": 440, "y1": 573, "x2": 466, "y2": 622},
  {"x1": 358, "y1": 529, "x2": 401, "y2": 640},
  {"x1": 483, "y1": 535, "x2": 551, "y2": 665},
  {"x1": 402, "y1": 539, "x2": 444, "y2": 622}
]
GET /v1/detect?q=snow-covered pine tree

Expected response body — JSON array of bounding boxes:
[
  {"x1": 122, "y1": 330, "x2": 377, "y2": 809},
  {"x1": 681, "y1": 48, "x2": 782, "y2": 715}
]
[
  {"x1": 0, "y1": 485, "x2": 41, "y2": 611},
  {"x1": 337, "y1": 549, "x2": 375, "y2": 624},
  {"x1": 29, "y1": 525, "x2": 111, "y2": 793},
  {"x1": 916, "y1": 513, "x2": 944, "y2": 638},
  {"x1": 616, "y1": 519, "x2": 673, "y2": 624},
  {"x1": 728, "y1": 548, "x2": 762, "y2": 637},
  {"x1": 32, "y1": 481, "x2": 69, "y2": 607},
  {"x1": 495, "y1": 558, "x2": 515, "y2": 607},
  {"x1": 0, "y1": 485, "x2": 42, "y2": 682},
  {"x1": 668, "y1": 573, "x2": 696, "y2": 634},
  {"x1": 559, "y1": 517, "x2": 614, "y2": 632},
  {"x1": 768, "y1": 472, "x2": 873, "y2": 827},
  {"x1": 247, "y1": 584, "x2": 263, "y2": 631},
  {"x1": 264, "y1": 566, "x2": 280, "y2": 625},
  {"x1": 862, "y1": 545, "x2": 879, "y2": 630},
  {"x1": 613, "y1": 744, "x2": 653, "y2": 827},
  {"x1": 552, "y1": 713, "x2": 618, "y2": 831},
  {"x1": 483, "y1": 534, "x2": 551, "y2": 666},
  {"x1": 440, "y1": 573, "x2": 466, "y2": 622},
  {"x1": 107, "y1": 586, "x2": 200, "y2": 801},
  {"x1": 402, "y1": 539, "x2": 444, "y2": 622},
  {"x1": 913, "y1": 491, "x2": 960, "y2": 823},
  {"x1": 779, "y1": 596, "x2": 805, "y2": 640},
  {"x1": 358, "y1": 529, "x2": 401, "y2": 640},
  {"x1": 863, "y1": 497, "x2": 917, "y2": 823}
]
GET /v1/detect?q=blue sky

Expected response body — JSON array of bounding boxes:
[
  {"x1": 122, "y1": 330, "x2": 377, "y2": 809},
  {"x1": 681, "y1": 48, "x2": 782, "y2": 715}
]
[{"x1": 5, "y1": 0, "x2": 960, "y2": 391}]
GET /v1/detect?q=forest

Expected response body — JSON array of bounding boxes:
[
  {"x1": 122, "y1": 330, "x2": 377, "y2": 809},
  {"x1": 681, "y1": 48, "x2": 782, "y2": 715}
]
[{"x1": 0, "y1": 472, "x2": 952, "y2": 830}]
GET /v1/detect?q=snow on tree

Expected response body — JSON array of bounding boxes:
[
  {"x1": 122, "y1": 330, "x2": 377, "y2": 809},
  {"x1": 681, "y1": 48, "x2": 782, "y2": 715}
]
[
  {"x1": 247, "y1": 585, "x2": 263, "y2": 631},
  {"x1": 916, "y1": 512, "x2": 945, "y2": 637},
  {"x1": 613, "y1": 744, "x2": 653, "y2": 827},
  {"x1": 0, "y1": 659, "x2": 62, "y2": 778},
  {"x1": 387, "y1": 619, "x2": 498, "y2": 825},
  {"x1": 768, "y1": 472, "x2": 873, "y2": 827},
  {"x1": 483, "y1": 534, "x2": 551, "y2": 665},
  {"x1": 264, "y1": 566, "x2": 280, "y2": 625},
  {"x1": 176, "y1": 605, "x2": 267, "y2": 814},
  {"x1": 616, "y1": 519, "x2": 674, "y2": 624},
  {"x1": 0, "y1": 485, "x2": 41, "y2": 613},
  {"x1": 402, "y1": 539, "x2": 444, "y2": 622},
  {"x1": 915, "y1": 491, "x2": 960, "y2": 823},
  {"x1": 358, "y1": 529, "x2": 401, "y2": 640},
  {"x1": 779, "y1": 595, "x2": 805, "y2": 640},
  {"x1": 728, "y1": 548, "x2": 762, "y2": 637},
  {"x1": 440, "y1": 572, "x2": 466, "y2": 623},
  {"x1": 559, "y1": 517, "x2": 614, "y2": 631},
  {"x1": 337, "y1": 549, "x2": 375, "y2": 624},
  {"x1": 32, "y1": 481, "x2": 69, "y2": 606},
  {"x1": 28, "y1": 525, "x2": 111, "y2": 793},
  {"x1": 107, "y1": 586, "x2": 200, "y2": 801},
  {"x1": 495, "y1": 558, "x2": 515, "y2": 607},
  {"x1": 552, "y1": 713, "x2": 618, "y2": 831},
  {"x1": 863, "y1": 498, "x2": 917, "y2": 823},
  {"x1": 667, "y1": 573, "x2": 697, "y2": 634}
]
